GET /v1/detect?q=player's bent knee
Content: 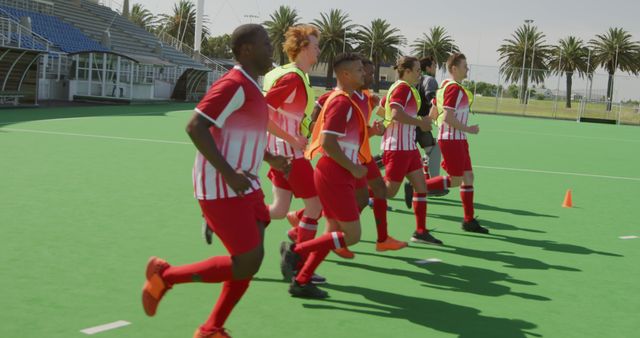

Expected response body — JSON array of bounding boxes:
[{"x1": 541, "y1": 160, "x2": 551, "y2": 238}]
[{"x1": 232, "y1": 246, "x2": 264, "y2": 279}]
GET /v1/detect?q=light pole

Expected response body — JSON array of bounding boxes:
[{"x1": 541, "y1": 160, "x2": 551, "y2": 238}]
[
  {"x1": 342, "y1": 27, "x2": 349, "y2": 53},
  {"x1": 369, "y1": 31, "x2": 375, "y2": 60},
  {"x1": 520, "y1": 19, "x2": 534, "y2": 103},
  {"x1": 194, "y1": 0, "x2": 204, "y2": 53}
]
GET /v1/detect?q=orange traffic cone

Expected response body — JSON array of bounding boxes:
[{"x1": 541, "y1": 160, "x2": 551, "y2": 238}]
[{"x1": 562, "y1": 189, "x2": 573, "y2": 208}]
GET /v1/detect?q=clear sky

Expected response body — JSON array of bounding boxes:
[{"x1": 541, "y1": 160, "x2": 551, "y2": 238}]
[{"x1": 112, "y1": 0, "x2": 640, "y2": 99}]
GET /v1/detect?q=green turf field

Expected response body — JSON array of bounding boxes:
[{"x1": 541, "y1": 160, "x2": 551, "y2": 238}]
[{"x1": 1, "y1": 103, "x2": 639, "y2": 338}]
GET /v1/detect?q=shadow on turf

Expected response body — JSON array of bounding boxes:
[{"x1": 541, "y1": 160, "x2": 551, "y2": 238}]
[
  {"x1": 357, "y1": 240, "x2": 582, "y2": 272},
  {"x1": 428, "y1": 198, "x2": 559, "y2": 219},
  {"x1": 302, "y1": 284, "x2": 540, "y2": 338},
  {"x1": 429, "y1": 227, "x2": 623, "y2": 258},
  {"x1": 326, "y1": 254, "x2": 550, "y2": 301},
  {"x1": 386, "y1": 210, "x2": 547, "y2": 234},
  {"x1": 0, "y1": 103, "x2": 195, "y2": 127}
]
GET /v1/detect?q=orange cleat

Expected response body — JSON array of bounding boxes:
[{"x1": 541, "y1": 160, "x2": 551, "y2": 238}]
[
  {"x1": 193, "y1": 328, "x2": 232, "y2": 338},
  {"x1": 332, "y1": 247, "x2": 355, "y2": 259},
  {"x1": 375, "y1": 236, "x2": 408, "y2": 252},
  {"x1": 142, "y1": 256, "x2": 170, "y2": 316},
  {"x1": 286, "y1": 211, "x2": 300, "y2": 228}
]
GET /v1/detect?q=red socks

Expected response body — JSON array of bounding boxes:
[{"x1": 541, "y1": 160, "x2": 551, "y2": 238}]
[
  {"x1": 293, "y1": 231, "x2": 346, "y2": 256},
  {"x1": 373, "y1": 198, "x2": 389, "y2": 242},
  {"x1": 460, "y1": 185, "x2": 475, "y2": 222},
  {"x1": 426, "y1": 176, "x2": 450, "y2": 191},
  {"x1": 412, "y1": 192, "x2": 428, "y2": 234},
  {"x1": 295, "y1": 249, "x2": 331, "y2": 285},
  {"x1": 297, "y1": 216, "x2": 318, "y2": 243},
  {"x1": 162, "y1": 256, "x2": 233, "y2": 286},
  {"x1": 201, "y1": 278, "x2": 251, "y2": 331}
]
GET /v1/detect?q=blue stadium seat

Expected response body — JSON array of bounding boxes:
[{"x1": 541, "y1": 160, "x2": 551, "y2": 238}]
[{"x1": 0, "y1": 5, "x2": 109, "y2": 53}]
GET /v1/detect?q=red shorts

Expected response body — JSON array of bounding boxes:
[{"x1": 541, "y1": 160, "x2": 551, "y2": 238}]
[
  {"x1": 382, "y1": 150, "x2": 423, "y2": 183},
  {"x1": 314, "y1": 156, "x2": 360, "y2": 222},
  {"x1": 198, "y1": 190, "x2": 270, "y2": 256},
  {"x1": 355, "y1": 160, "x2": 383, "y2": 189},
  {"x1": 439, "y1": 139, "x2": 472, "y2": 177},
  {"x1": 267, "y1": 157, "x2": 317, "y2": 198}
]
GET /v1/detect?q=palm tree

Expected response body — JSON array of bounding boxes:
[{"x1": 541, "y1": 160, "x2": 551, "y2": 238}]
[
  {"x1": 410, "y1": 26, "x2": 459, "y2": 71},
  {"x1": 589, "y1": 27, "x2": 640, "y2": 110},
  {"x1": 263, "y1": 5, "x2": 300, "y2": 65},
  {"x1": 201, "y1": 34, "x2": 233, "y2": 59},
  {"x1": 548, "y1": 36, "x2": 589, "y2": 108},
  {"x1": 355, "y1": 19, "x2": 405, "y2": 92},
  {"x1": 312, "y1": 9, "x2": 355, "y2": 88},
  {"x1": 157, "y1": 0, "x2": 209, "y2": 48},
  {"x1": 129, "y1": 3, "x2": 156, "y2": 31},
  {"x1": 497, "y1": 23, "x2": 552, "y2": 104}
]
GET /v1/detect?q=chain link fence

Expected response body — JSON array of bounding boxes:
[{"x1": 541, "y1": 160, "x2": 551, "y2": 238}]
[{"x1": 458, "y1": 64, "x2": 640, "y2": 125}]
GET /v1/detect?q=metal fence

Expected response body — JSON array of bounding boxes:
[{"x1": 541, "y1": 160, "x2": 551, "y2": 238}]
[{"x1": 460, "y1": 64, "x2": 640, "y2": 125}]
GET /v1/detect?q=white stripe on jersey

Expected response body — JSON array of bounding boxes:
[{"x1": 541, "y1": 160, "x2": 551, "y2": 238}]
[
  {"x1": 380, "y1": 90, "x2": 418, "y2": 151},
  {"x1": 194, "y1": 131, "x2": 266, "y2": 200},
  {"x1": 196, "y1": 87, "x2": 245, "y2": 128},
  {"x1": 266, "y1": 108, "x2": 304, "y2": 159},
  {"x1": 438, "y1": 90, "x2": 469, "y2": 141}
]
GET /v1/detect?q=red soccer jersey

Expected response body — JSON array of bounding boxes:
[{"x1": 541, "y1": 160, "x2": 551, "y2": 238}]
[
  {"x1": 265, "y1": 72, "x2": 309, "y2": 159},
  {"x1": 320, "y1": 95, "x2": 362, "y2": 164},
  {"x1": 193, "y1": 66, "x2": 268, "y2": 200},
  {"x1": 380, "y1": 82, "x2": 419, "y2": 151},
  {"x1": 438, "y1": 79, "x2": 470, "y2": 141},
  {"x1": 317, "y1": 89, "x2": 371, "y2": 122}
]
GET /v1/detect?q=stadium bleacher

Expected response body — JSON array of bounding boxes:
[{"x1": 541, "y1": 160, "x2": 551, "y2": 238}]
[{"x1": 0, "y1": 5, "x2": 108, "y2": 53}]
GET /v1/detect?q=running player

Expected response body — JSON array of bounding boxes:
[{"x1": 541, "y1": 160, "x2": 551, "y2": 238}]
[
  {"x1": 280, "y1": 53, "x2": 369, "y2": 298},
  {"x1": 426, "y1": 53, "x2": 489, "y2": 234},
  {"x1": 141, "y1": 25, "x2": 290, "y2": 338},
  {"x1": 380, "y1": 56, "x2": 443, "y2": 245},
  {"x1": 263, "y1": 25, "x2": 324, "y2": 268},
  {"x1": 313, "y1": 58, "x2": 407, "y2": 258}
]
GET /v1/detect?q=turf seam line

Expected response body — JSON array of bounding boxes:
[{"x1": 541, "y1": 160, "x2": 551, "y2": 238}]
[
  {"x1": 475, "y1": 165, "x2": 640, "y2": 182},
  {"x1": 488, "y1": 129, "x2": 640, "y2": 143}
]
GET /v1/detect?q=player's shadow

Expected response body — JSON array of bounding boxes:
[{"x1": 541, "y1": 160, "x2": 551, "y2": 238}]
[
  {"x1": 326, "y1": 254, "x2": 550, "y2": 301},
  {"x1": 0, "y1": 102, "x2": 194, "y2": 127},
  {"x1": 428, "y1": 198, "x2": 558, "y2": 219},
  {"x1": 433, "y1": 227, "x2": 623, "y2": 257},
  {"x1": 302, "y1": 284, "x2": 539, "y2": 338},
  {"x1": 385, "y1": 209, "x2": 546, "y2": 233},
  {"x1": 358, "y1": 240, "x2": 581, "y2": 271}
]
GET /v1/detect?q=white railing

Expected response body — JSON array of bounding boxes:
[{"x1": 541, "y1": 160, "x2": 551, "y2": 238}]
[{"x1": 0, "y1": 16, "x2": 53, "y2": 51}]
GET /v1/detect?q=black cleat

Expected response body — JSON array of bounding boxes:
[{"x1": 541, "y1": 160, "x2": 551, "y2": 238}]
[
  {"x1": 311, "y1": 273, "x2": 327, "y2": 285},
  {"x1": 404, "y1": 183, "x2": 414, "y2": 209},
  {"x1": 202, "y1": 221, "x2": 213, "y2": 245},
  {"x1": 280, "y1": 242, "x2": 301, "y2": 281},
  {"x1": 373, "y1": 154, "x2": 384, "y2": 169},
  {"x1": 293, "y1": 271, "x2": 327, "y2": 284},
  {"x1": 462, "y1": 218, "x2": 489, "y2": 234},
  {"x1": 289, "y1": 279, "x2": 329, "y2": 299},
  {"x1": 427, "y1": 188, "x2": 450, "y2": 197},
  {"x1": 410, "y1": 231, "x2": 443, "y2": 245}
]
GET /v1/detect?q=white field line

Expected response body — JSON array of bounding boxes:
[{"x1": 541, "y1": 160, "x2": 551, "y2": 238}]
[
  {"x1": 3, "y1": 127, "x2": 640, "y2": 182},
  {"x1": 80, "y1": 320, "x2": 130, "y2": 335},
  {"x1": 0, "y1": 109, "x2": 192, "y2": 126}
]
